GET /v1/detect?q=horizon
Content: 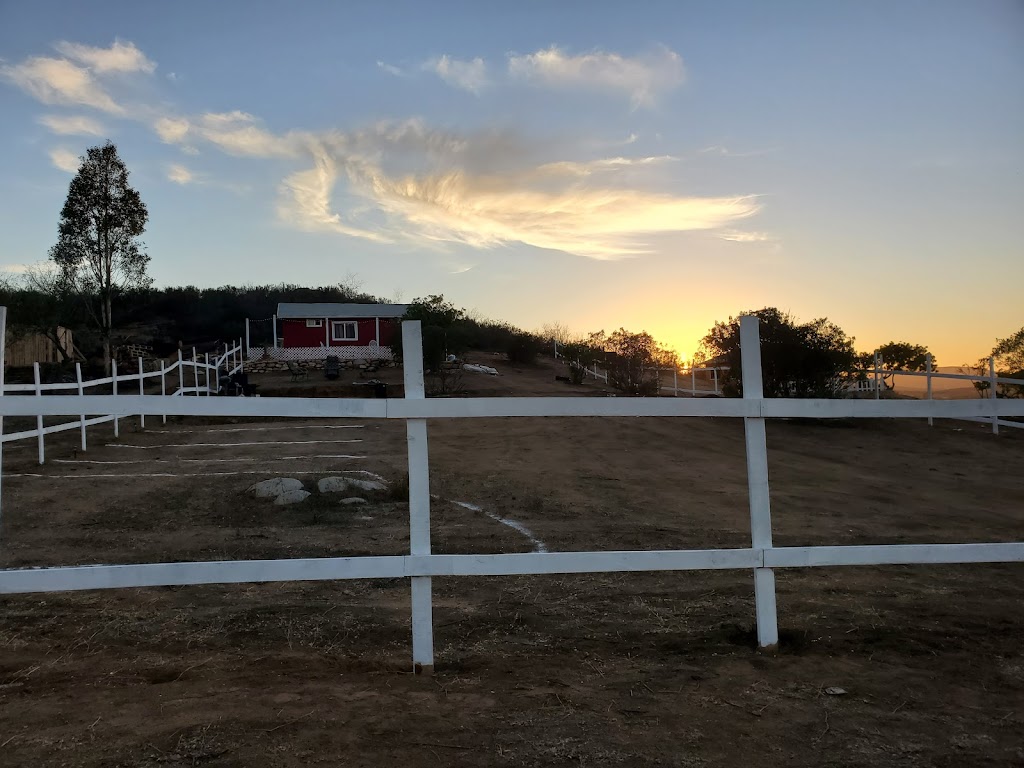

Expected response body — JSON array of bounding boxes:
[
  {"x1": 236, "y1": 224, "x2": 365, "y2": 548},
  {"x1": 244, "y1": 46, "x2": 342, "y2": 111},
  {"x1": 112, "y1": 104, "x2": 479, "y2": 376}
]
[{"x1": 1, "y1": 1, "x2": 1021, "y2": 365}]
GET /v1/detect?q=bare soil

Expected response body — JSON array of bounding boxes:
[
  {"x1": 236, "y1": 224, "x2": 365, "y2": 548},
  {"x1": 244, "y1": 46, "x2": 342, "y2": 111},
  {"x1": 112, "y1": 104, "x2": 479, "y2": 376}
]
[{"x1": 0, "y1": 356, "x2": 1022, "y2": 767}]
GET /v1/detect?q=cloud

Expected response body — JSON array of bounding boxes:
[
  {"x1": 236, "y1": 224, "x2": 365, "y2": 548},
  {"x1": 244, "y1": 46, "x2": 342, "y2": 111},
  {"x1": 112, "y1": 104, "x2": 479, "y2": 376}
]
[
  {"x1": 507, "y1": 46, "x2": 684, "y2": 108},
  {"x1": 377, "y1": 61, "x2": 405, "y2": 77},
  {"x1": 38, "y1": 114, "x2": 106, "y2": 136},
  {"x1": 49, "y1": 147, "x2": 80, "y2": 173},
  {"x1": 154, "y1": 116, "x2": 190, "y2": 143},
  {"x1": 424, "y1": 55, "x2": 488, "y2": 94},
  {"x1": 195, "y1": 111, "x2": 300, "y2": 157},
  {"x1": 0, "y1": 263, "x2": 32, "y2": 275},
  {"x1": 167, "y1": 163, "x2": 194, "y2": 185},
  {"x1": 1, "y1": 56, "x2": 124, "y2": 113},
  {"x1": 719, "y1": 230, "x2": 773, "y2": 243},
  {"x1": 277, "y1": 148, "x2": 392, "y2": 241},
  {"x1": 55, "y1": 40, "x2": 156, "y2": 74}
]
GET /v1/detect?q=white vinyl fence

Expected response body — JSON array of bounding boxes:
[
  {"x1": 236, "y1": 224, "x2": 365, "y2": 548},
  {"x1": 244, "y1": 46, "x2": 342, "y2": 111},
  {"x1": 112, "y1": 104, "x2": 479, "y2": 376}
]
[
  {"x1": 1, "y1": 310, "x2": 1023, "y2": 674},
  {"x1": 857, "y1": 352, "x2": 1024, "y2": 434},
  {"x1": 1, "y1": 339, "x2": 244, "y2": 463}
]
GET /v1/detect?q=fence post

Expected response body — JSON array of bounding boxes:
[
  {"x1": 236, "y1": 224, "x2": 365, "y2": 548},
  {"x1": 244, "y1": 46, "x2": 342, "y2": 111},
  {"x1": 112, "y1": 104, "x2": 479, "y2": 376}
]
[
  {"x1": 0, "y1": 306, "x2": 6, "y2": 531},
  {"x1": 739, "y1": 315, "x2": 779, "y2": 649},
  {"x1": 178, "y1": 349, "x2": 184, "y2": 397},
  {"x1": 245, "y1": 318, "x2": 250, "y2": 358},
  {"x1": 138, "y1": 357, "x2": 145, "y2": 430},
  {"x1": 239, "y1": 338, "x2": 244, "y2": 373},
  {"x1": 874, "y1": 353, "x2": 881, "y2": 400},
  {"x1": 160, "y1": 360, "x2": 167, "y2": 424},
  {"x1": 673, "y1": 369, "x2": 678, "y2": 397},
  {"x1": 713, "y1": 367, "x2": 719, "y2": 395},
  {"x1": 989, "y1": 357, "x2": 999, "y2": 435},
  {"x1": 205, "y1": 353, "x2": 211, "y2": 395},
  {"x1": 691, "y1": 366, "x2": 696, "y2": 395},
  {"x1": 33, "y1": 362, "x2": 44, "y2": 464},
  {"x1": 112, "y1": 359, "x2": 119, "y2": 438},
  {"x1": 272, "y1": 314, "x2": 278, "y2": 349},
  {"x1": 192, "y1": 347, "x2": 199, "y2": 395},
  {"x1": 403, "y1": 320, "x2": 434, "y2": 674},
  {"x1": 926, "y1": 353, "x2": 933, "y2": 427},
  {"x1": 76, "y1": 362, "x2": 86, "y2": 451}
]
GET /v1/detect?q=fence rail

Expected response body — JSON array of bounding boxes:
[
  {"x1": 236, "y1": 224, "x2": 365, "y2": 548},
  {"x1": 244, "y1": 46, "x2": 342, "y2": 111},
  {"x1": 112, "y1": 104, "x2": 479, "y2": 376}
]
[
  {"x1": 0, "y1": 339, "x2": 245, "y2": 461},
  {"x1": 1, "y1": 311, "x2": 1023, "y2": 674}
]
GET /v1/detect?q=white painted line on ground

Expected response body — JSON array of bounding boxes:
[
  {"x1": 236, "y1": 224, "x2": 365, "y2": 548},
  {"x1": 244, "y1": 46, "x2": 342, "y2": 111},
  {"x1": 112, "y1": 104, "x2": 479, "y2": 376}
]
[
  {"x1": 8, "y1": 469, "x2": 378, "y2": 479},
  {"x1": 54, "y1": 455, "x2": 366, "y2": 464},
  {"x1": 105, "y1": 440, "x2": 363, "y2": 448},
  {"x1": 453, "y1": 500, "x2": 548, "y2": 553},
  {"x1": 146, "y1": 425, "x2": 365, "y2": 433}
]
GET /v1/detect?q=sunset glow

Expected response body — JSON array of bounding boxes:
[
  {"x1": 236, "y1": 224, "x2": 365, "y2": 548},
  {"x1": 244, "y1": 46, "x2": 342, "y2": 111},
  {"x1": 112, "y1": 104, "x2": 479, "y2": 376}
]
[{"x1": 1, "y1": 3, "x2": 1020, "y2": 366}]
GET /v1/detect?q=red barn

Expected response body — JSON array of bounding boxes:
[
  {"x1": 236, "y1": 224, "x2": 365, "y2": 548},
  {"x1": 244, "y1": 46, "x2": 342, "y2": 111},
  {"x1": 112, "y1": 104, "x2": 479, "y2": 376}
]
[{"x1": 277, "y1": 303, "x2": 409, "y2": 349}]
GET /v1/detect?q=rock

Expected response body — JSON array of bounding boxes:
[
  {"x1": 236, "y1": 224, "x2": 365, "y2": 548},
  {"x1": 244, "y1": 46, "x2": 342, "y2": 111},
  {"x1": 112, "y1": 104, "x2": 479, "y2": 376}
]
[
  {"x1": 317, "y1": 477, "x2": 351, "y2": 494},
  {"x1": 250, "y1": 478, "x2": 304, "y2": 498},
  {"x1": 274, "y1": 489, "x2": 311, "y2": 505},
  {"x1": 341, "y1": 497, "x2": 368, "y2": 505},
  {"x1": 318, "y1": 476, "x2": 387, "y2": 494}
]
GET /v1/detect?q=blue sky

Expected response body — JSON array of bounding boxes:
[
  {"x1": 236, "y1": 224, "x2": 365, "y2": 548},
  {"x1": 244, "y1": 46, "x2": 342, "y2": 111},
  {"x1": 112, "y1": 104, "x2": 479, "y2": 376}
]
[{"x1": 1, "y1": 0, "x2": 1021, "y2": 363}]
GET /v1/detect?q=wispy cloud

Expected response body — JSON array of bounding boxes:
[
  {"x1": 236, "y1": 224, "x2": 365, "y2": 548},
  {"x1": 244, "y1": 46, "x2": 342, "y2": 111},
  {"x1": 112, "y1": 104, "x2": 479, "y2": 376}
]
[
  {"x1": 1, "y1": 40, "x2": 156, "y2": 116},
  {"x1": 0, "y1": 263, "x2": 33, "y2": 275},
  {"x1": 167, "y1": 163, "x2": 194, "y2": 185},
  {"x1": 4, "y1": 40, "x2": 761, "y2": 262},
  {"x1": 154, "y1": 116, "x2": 190, "y2": 143},
  {"x1": 507, "y1": 46, "x2": 684, "y2": 108},
  {"x1": 719, "y1": 230, "x2": 773, "y2": 243},
  {"x1": 55, "y1": 40, "x2": 155, "y2": 74},
  {"x1": 424, "y1": 55, "x2": 488, "y2": 94},
  {"x1": 49, "y1": 147, "x2": 80, "y2": 173},
  {"x1": 1, "y1": 56, "x2": 124, "y2": 113},
  {"x1": 38, "y1": 114, "x2": 106, "y2": 136},
  {"x1": 377, "y1": 60, "x2": 405, "y2": 77}
]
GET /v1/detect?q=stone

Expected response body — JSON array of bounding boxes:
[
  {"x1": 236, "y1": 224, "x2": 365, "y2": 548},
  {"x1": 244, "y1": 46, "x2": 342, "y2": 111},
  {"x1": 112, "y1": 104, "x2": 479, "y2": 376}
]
[
  {"x1": 250, "y1": 478, "x2": 304, "y2": 498},
  {"x1": 318, "y1": 476, "x2": 387, "y2": 493},
  {"x1": 317, "y1": 477, "x2": 351, "y2": 493},
  {"x1": 341, "y1": 497, "x2": 368, "y2": 505},
  {"x1": 274, "y1": 489, "x2": 311, "y2": 505}
]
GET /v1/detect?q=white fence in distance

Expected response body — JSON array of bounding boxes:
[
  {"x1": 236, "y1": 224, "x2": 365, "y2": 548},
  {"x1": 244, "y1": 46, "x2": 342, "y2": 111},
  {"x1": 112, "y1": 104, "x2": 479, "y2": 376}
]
[
  {"x1": 0, "y1": 336, "x2": 245, "y2": 463},
  {"x1": 1, "y1": 312, "x2": 1023, "y2": 674}
]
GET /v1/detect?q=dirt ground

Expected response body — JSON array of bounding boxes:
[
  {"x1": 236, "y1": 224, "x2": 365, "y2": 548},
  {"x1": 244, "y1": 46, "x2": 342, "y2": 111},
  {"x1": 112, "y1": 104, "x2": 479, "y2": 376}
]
[{"x1": 0, "y1": 356, "x2": 1022, "y2": 767}]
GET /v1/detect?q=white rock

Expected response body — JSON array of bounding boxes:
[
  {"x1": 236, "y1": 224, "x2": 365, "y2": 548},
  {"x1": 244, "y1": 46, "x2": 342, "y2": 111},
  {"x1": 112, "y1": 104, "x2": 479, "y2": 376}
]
[
  {"x1": 341, "y1": 497, "x2": 368, "y2": 505},
  {"x1": 250, "y1": 478, "x2": 304, "y2": 498},
  {"x1": 317, "y1": 477, "x2": 351, "y2": 493},
  {"x1": 318, "y1": 476, "x2": 387, "y2": 494},
  {"x1": 274, "y1": 489, "x2": 311, "y2": 505}
]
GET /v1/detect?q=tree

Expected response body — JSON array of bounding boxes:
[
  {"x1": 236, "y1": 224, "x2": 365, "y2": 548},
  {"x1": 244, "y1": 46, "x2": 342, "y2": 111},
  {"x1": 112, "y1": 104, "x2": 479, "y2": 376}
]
[
  {"x1": 859, "y1": 341, "x2": 934, "y2": 392},
  {"x1": 49, "y1": 142, "x2": 150, "y2": 366},
  {"x1": 589, "y1": 328, "x2": 680, "y2": 395},
  {"x1": 977, "y1": 326, "x2": 1024, "y2": 398},
  {"x1": 699, "y1": 308, "x2": 857, "y2": 397}
]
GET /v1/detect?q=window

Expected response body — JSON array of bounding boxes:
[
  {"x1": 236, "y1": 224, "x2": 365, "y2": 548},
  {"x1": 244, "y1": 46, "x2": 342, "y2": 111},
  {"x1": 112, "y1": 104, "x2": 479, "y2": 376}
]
[
  {"x1": 332, "y1": 321, "x2": 358, "y2": 341},
  {"x1": 306, "y1": 319, "x2": 323, "y2": 328}
]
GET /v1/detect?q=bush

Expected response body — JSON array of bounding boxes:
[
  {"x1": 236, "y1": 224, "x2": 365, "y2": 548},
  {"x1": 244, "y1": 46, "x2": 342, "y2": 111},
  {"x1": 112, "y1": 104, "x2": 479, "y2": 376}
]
[{"x1": 505, "y1": 331, "x2": 542, "y2": 365}]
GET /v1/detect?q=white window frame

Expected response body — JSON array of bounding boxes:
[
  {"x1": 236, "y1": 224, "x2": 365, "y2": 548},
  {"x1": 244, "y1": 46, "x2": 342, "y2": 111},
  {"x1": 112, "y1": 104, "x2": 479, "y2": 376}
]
[
  {"x1": 306, "y1": 319, "x2": 323, "y2": 328},
  {"x1": 331, "y1": 320, "x2": 358, "y2": 342}
]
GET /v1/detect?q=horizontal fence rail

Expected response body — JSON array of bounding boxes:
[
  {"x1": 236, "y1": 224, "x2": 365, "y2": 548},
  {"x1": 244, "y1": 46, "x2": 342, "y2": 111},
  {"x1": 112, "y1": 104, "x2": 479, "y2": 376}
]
[
  {"x1": 0, "y1": 310, "x2": 1022, "y2": 674},
  {"x1": 0, "y1": 340, "x2": 245, "y2": 461}
]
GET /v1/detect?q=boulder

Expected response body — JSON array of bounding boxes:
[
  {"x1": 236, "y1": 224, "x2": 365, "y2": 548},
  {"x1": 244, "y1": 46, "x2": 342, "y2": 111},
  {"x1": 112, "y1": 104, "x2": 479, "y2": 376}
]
[
  {"x1": 317, "y1": 477, "x2": 351, "y2": 494},
  {"x1": 250, "y1": 478, "x2": 304, "y2": 498},
  {"x1": 274, "y1": 489, "x2": 311, "y2": 505},
  {"x1": 318, "y1": 476, "x2": 387, "y2": 494}
]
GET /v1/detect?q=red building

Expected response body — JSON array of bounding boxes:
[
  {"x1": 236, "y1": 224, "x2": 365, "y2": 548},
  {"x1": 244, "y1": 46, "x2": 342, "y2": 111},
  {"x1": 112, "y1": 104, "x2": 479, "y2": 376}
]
[{"x1": 277, "y1": 303, "x2": 409, "y2": 349}]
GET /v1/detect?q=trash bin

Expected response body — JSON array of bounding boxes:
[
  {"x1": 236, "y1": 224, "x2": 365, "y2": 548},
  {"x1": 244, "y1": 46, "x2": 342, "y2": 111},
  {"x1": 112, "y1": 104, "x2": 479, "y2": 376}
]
[{"x1": 372, "y1": 381, "x2": 388, "y2": 398}]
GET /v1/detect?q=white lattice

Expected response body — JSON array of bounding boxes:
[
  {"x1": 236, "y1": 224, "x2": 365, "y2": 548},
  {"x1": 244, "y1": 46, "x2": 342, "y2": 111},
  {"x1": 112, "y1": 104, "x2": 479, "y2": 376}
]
[{"x1": 247, "y1": 345, "x2": 393, "y2": 362}]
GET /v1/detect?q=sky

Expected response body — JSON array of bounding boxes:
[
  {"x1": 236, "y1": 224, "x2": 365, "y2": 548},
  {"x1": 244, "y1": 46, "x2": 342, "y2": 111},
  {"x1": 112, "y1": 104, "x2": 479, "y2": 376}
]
[{"x1": 0, "y1": 0, "x2": 1021, "y2": 364}]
